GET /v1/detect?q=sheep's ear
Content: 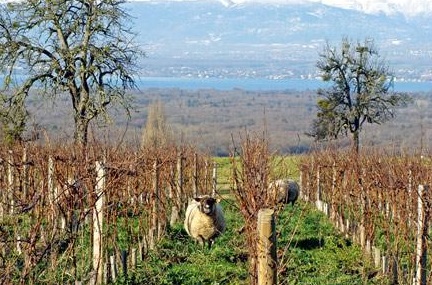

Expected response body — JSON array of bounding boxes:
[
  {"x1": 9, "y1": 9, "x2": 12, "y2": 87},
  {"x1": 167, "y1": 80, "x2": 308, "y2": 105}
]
[{"x1": 193, "y1": 197, "x2": 202, "y2": 202}]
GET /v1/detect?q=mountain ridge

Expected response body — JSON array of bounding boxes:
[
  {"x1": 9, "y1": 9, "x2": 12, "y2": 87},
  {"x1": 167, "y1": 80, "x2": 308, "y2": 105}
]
[
  {"x1": 128, "y1": 0, "x2": 432, "y2": 18},
  {"x1": 127, "y1": 1, "x2": 432, "y2": 82}
]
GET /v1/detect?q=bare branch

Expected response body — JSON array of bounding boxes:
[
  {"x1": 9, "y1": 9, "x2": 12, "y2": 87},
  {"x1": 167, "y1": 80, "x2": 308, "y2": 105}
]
[{"x1": 0, "y1": 0, "x2": 144, "y2": 145}]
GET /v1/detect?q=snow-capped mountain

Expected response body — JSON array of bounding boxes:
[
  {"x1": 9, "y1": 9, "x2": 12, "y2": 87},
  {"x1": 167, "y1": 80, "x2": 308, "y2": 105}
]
[
  {"x1": 317, "y1": 0, "x2": 432, "y2": 17},
  {"x1": 127, "y1": 0, "x2": 432, "y2": 81},
  {"x1": 129, "y1": 0, "x2": 432, "y2": 17}
]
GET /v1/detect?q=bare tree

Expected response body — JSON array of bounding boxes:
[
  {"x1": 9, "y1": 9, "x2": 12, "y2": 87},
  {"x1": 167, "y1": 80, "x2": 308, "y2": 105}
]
[
  {"x1": 309, "y1": 37, "x2": 411, "y2": 152},
  {"x1": 0, "y1": 0, "x2": 143, "y2": 146},
  {"x1": 141, "y1": 100, "x2": 172, "y2": 148}
]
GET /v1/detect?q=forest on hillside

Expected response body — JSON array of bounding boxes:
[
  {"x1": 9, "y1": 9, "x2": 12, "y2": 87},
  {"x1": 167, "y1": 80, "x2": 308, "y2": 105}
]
[{"x1": 27, "y1": 88, "x2": 432, "y2": 155}]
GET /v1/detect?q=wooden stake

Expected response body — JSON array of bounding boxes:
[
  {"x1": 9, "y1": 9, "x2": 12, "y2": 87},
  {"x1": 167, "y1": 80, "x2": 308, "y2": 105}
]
[
  {"x1": 169, "y1": 167, "x2": 178, "y2": 227},
  {"x1": 131, "y1": 248, "x2": 137, "y2": 269},
  {"x1": 110, "y1": 255, "x2": 117, "y2": 282},
  {"x1": 93, "y1": 161, "x2": 105, "y2": 285},
  {"x1": 177, "y1": 154, "x2": 184, "y2": 209},
  {"x1": 257, "y1": 209, "x2": 277, "y2": 285},
  {"x1": 193, "y1": 153, "x2": 198, "y2": 197},
  {"x1": 413, "y1": 185, "x2": 429, "y2": 285},
  {"x1": 212, "y1": 162, "x2": 217, "y2": 197},
  {"x1": 373, "y1": 246, "x2": 381, "y2": 268},
  {"x1": 8, "y1": 150, "x2": 14, "y2": 215},
  {"x1": 22, "y1": 148, "x2": 28, "y2": 200},
  {"x1": 315, "y1": 167, "x2": 323, "y2": 211},
  {"x1": 149, "y1": 160, "x2": 159, "y2": 250},
  {"x1": 299, "y1": 170, "x2": 303, "y2": 200}
]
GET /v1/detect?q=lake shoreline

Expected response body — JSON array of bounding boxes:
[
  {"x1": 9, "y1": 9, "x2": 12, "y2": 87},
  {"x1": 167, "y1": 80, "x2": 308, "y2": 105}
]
[{"x1": 137, "y1": 77, "x2": 432, "y2": 93}]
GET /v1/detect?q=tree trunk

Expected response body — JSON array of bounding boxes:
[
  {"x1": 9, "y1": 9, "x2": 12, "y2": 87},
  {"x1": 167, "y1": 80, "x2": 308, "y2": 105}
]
[
  {"x1": 74, "y1": 115, "x2": 89, "y2": 147},
  {"x1": 352, "y1": 130, "x2": 359, "y2": 153}
]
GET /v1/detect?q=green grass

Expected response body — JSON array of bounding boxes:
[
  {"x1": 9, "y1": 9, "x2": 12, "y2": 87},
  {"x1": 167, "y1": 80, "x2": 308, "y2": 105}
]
[
  {"x1": 114, "y1": 156, "x2": 389, "y2": 285},
  {"x1": 4, "y1": 156, "x2": 388, "y2": 284},
  {"x1": 213, "y1": 154, "x2": 303, "y2": 194},
  {"x1": 277, "y1": 203, "x2": 387, "y2": 284},
  {"x1": 126, "y1": 199, "x2": 249, "y2": 285},
  {"x1": 117, "y1": 198, "x2": 387, "y2": 285},
  {"x1": 110, "y1": 156, "x2": 385, "y2": 285},
  {"x1": 213, "y1": 156, "x2": 234, "y2": 192}
]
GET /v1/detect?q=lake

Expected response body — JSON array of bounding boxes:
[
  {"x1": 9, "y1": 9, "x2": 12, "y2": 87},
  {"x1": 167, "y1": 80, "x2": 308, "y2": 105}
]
[{"x1": 137, "y1": 77, "x2": 432, "y2": 93}]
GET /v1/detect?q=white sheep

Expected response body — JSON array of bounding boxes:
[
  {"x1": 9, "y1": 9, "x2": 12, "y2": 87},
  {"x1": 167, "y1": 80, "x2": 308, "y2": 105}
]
[
  {"x1": 269, "y1": 178, "x2": 299, "y2": 206},
  {"x1": 184, "y1": 195, "x2": 226, "y2": 249}
]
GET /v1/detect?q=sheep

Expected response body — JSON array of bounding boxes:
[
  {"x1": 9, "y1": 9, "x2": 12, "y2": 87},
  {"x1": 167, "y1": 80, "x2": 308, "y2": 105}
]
[
  {"x1": 269, "y1": 178, "x2": 300, "y2": 206},
  {"x1": 184, "y1": 195, "x2": 226, "y2": 249}
]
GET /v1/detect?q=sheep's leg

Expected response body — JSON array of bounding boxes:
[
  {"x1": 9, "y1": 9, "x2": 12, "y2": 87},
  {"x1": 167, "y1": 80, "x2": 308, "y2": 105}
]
[
  {"x1": 197, "y1": 235, "x2": 206, "y2": 248},
  {"x1": 208, "y1": 239, "x2": 214, "y2": 250}
]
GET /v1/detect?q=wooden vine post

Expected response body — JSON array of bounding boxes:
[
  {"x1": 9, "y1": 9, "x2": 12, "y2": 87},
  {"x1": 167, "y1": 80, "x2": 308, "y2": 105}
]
[
  {"x1": 48, "y1": 156, "x2": 54, "y2": 207},
  {"x1": 47, "y1": 156, "x2": 62, "y2": 228},
  {"x1": 257, "y1": 208, "x2": 277, "y2": 285},
  {"x1": 193, "y1": 153, "x2": 198, "y2": 197},
  {"x1": 413, "y1": 184, "x2": 429, "y2": 285},
  {"x1": 7, "y1": 150, "x2": 14, "y2": 215},
  {"x1": 169, "y1": 154, "x2": 182, "y2": 227},
  {"x1": 212, "y1": 161, "x2": 217, "y2": 197},
  {"x1": 22, "y1": 148, "x2": 28, "y2": 201},
  {"x1": 149, "y1": 159, "x2": 160, "y2": 250},
  {"x1": 93, "y1": 161, "x2": 106, "y2": 285},
  {"x1": 315, "y1": 166, "x2": 323, "y2": 212},
  {"x1": 177, "y1": 154, "x2": 184, "y2": 211}
]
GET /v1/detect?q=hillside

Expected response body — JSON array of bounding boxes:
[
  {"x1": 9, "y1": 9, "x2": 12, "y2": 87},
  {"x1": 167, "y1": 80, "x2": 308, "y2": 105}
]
[{"x1": 28, "y1": 88, "x2": 432, "y2": 155}]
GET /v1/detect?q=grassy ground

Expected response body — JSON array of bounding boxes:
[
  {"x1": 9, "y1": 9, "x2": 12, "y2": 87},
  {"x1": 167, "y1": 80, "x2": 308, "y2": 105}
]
[
  {"x1": 120, "y1": 200, "x2": 387, "y2": 285},
  {"x1": 112, "y1": 156, "x2": 388, "y2": 284}
]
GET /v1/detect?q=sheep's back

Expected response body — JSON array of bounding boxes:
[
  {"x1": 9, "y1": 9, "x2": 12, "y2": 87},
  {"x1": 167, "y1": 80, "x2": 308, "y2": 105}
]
[
  {"x1": 212, "y1": 204, "x2": 226, "y2": 235},
  {"x1": 286, "y1": 179, "x2": 299, "y2": 203},
  {"x1": 184, "y1": 202, "x2": 225, "y2": 241},
  {"x1": 270, "y1": 179, "x2": 299, "y2": 204}
]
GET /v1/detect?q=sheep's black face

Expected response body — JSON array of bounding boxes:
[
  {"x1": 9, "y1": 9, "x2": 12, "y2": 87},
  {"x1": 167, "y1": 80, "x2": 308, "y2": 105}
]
[{"x1": 195, "y1": 196, "x2": 216, "y2": 215}]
